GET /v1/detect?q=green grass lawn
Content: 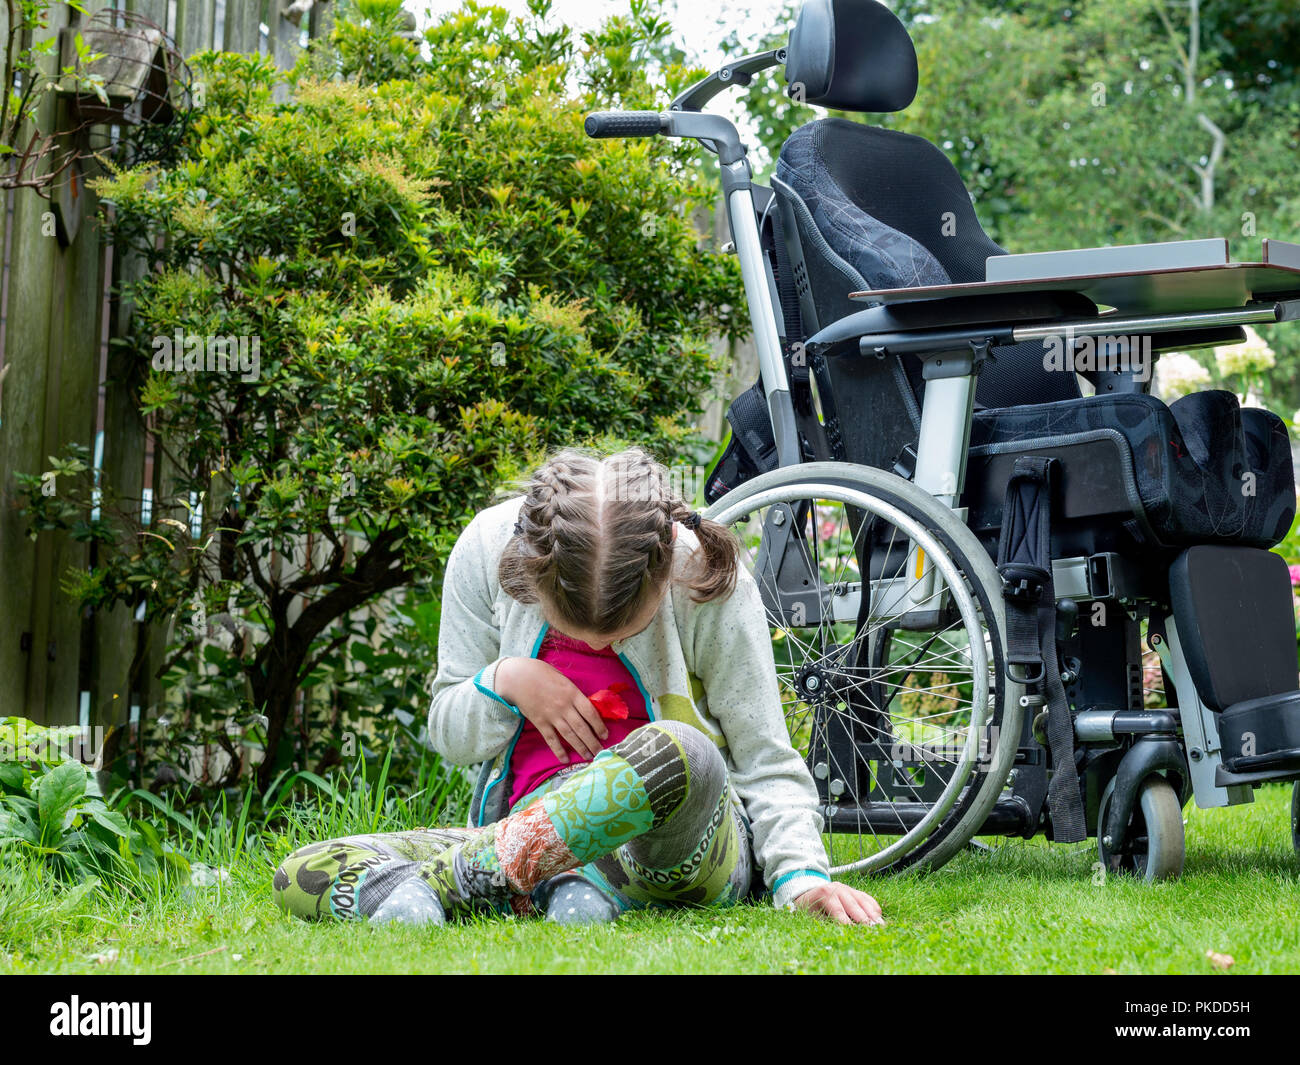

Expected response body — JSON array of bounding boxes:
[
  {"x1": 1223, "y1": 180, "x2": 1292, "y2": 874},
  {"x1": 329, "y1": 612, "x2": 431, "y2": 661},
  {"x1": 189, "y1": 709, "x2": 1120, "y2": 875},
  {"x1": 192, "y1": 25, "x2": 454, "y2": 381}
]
[{"x1": 3, "y1": 784, "x2": 1297, "y2": 975}]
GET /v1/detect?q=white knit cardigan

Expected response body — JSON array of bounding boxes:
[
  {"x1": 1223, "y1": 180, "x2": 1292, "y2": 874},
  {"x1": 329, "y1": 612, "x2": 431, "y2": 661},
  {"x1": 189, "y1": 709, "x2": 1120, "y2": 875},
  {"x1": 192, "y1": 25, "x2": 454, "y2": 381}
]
[{"x1": 426, "y1": 494, "x2": 832, "y2": 909}]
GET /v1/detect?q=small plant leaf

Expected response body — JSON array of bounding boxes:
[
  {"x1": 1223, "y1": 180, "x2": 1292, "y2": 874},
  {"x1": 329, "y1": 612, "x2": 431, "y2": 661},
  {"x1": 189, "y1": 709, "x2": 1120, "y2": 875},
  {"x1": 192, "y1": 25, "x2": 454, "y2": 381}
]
[
  {"x1": 55, "y1": 876, "x2": 101, "y2": 914},
  {"x1": 87, "y1": 807, "x2": 131, "y2": 838},
  {"x1": 37, "y1": 761, "x2": 87, "y2": 841},
  {"x1": 0, "y1": 805, "x2": 39, "y2": 844}
]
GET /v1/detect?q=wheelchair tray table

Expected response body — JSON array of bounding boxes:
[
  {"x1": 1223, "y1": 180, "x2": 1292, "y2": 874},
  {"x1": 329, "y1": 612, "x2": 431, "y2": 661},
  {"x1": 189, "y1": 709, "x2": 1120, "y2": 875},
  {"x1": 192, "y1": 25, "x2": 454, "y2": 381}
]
[{"x1": 850, "y1": 238, "x2": 1300, "y2": 314}]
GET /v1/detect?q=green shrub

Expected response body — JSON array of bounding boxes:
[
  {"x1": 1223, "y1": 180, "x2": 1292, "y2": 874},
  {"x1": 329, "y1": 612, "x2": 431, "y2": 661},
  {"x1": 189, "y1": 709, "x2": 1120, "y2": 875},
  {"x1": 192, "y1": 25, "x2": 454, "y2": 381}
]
[{"x1": 21, "y1": 1, "x2": 741, "y2": 791}]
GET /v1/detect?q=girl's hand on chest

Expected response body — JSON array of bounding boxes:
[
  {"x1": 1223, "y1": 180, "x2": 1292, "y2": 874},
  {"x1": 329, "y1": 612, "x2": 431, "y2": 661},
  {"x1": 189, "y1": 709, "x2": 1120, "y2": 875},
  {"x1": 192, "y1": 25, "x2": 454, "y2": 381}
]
[{"x1": 495, "y1": 657, "x2": 609, "y2": 761}]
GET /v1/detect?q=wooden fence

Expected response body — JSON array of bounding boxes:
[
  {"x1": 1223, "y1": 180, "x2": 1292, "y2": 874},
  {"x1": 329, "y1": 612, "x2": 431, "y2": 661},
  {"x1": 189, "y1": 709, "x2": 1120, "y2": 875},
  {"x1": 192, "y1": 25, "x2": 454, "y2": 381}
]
[{"x1": 0, "y1": 0, "x2": 330, "y2": 730}]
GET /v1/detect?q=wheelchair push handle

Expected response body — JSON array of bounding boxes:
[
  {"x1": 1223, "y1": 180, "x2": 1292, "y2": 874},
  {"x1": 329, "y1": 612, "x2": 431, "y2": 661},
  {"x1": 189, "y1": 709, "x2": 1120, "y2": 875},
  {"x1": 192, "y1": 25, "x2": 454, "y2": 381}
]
[{"x1": 584, "y1": 111, "x2": 666, "y2": 139}]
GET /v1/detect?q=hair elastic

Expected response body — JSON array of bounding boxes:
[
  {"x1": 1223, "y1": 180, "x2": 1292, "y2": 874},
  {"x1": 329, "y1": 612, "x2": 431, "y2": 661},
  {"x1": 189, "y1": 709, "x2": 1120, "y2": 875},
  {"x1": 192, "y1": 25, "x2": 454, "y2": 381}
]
[{"x1": 683, "y1": 512, "x2": 703, "y2": 530}]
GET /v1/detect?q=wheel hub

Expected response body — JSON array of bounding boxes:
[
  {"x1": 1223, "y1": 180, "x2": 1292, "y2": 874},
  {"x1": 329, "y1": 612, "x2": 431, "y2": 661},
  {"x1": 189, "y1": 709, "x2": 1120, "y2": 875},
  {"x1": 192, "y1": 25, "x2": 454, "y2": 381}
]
[{"x1": 794, "y1": 664, "x2": 831, "y2": 704}]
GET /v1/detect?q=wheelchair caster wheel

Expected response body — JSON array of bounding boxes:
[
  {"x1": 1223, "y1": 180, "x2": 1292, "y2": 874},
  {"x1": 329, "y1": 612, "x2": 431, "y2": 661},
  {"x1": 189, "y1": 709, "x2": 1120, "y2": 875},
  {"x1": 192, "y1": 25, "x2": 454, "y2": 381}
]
[{"x1": 1097, "y1": 776, "x2": 1184, "y2": 882}]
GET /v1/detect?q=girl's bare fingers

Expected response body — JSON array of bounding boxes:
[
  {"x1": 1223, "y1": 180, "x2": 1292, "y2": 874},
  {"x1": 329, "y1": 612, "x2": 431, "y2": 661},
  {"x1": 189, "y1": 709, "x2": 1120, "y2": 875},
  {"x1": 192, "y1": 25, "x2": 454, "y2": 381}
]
[
  {"x1": 859, "y1": 892, "x2": 886, "y2": 925},
  {"x1": 552, "y1": 719, "x2": 583, "y2": 760},
  {"x1": 565, "y1": 703, "x2": 605, "y2": 757},
  {"x1": 539, "y1": 724, "x2": 568, "y2": 762},
  {"x1": 843, "y1": 891, "x2": 878, "y2": 926},
  {"x1": 821, "y1": 893, "x2": 852, "y2": 925},
  {"x1": 572, "y1": 695, "x2": 608, "y2": 743},
  {"x1": 847, "y1": 889, "x2": 889, "y2": 925},
  {"x1": 555, "y1": 716, "x2": 599, "y2": 760}
]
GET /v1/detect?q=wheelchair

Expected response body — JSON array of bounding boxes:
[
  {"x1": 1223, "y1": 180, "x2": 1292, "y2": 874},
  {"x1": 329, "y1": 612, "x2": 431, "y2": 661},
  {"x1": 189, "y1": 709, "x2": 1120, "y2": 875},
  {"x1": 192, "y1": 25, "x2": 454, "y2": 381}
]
[{"x1": 585, "y1": 0, "x2": 1300, "y2": 881}]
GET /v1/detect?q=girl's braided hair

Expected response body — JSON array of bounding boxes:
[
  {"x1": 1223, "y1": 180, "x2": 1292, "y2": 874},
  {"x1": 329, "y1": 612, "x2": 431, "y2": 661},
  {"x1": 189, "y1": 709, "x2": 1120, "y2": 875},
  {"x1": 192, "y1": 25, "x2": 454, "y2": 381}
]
[{"x1": 498, "y1": 447, "x2": 740, "y2": 635}]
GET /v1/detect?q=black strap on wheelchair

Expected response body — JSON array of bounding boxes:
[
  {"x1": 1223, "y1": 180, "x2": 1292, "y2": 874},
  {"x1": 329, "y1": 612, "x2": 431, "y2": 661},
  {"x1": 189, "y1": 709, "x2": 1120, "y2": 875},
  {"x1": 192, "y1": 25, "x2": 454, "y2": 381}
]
[
  {"x1": 995, "y1": 456, "x2": 1086, "y2": 843},
  {"x1": 768, "y1": 199, "x2": 815, "y2": 418},
  {"x1": 770, "y1": 203, "x2": 805, "y2": 350}
]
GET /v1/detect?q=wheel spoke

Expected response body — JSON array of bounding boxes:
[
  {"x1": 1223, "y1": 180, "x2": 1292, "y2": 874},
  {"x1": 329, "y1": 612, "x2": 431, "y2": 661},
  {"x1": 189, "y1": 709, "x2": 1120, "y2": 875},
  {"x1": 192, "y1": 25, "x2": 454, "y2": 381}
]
[{"x1": 713, "y1": 479, "x2": 1011, "y2": 875}]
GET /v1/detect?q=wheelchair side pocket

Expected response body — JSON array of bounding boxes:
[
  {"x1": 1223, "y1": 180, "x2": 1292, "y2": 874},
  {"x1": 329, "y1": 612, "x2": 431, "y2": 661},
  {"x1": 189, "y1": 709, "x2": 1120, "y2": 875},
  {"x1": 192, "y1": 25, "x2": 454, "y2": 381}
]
[{"x1": 705, "y1": 379, "x2": 779, "y2": 503}]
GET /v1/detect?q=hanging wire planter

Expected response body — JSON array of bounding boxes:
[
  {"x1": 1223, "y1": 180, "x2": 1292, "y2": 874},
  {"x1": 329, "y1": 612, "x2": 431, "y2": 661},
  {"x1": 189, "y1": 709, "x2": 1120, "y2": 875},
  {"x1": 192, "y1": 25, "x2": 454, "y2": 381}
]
[
  {"x1": 65, "y1": 8, "x2": 196, "y2": 169},
  {"x1": 0, "y1": 7, "x2": 195, "y2": 202}
]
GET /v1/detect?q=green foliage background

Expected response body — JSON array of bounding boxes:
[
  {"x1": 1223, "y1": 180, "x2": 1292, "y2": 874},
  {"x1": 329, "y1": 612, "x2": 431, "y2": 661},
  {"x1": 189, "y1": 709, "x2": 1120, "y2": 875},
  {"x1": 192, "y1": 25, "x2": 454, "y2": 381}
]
[{"x1": 20, "y1": 0, "x2": 740, "y2": 796}]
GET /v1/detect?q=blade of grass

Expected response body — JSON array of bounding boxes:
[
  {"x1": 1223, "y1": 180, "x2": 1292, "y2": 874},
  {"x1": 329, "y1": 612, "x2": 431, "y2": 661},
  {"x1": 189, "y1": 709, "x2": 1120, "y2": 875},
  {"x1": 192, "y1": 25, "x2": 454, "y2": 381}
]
[{"x1": 122, "y1": 789, "x2": 204, "y2": 843}]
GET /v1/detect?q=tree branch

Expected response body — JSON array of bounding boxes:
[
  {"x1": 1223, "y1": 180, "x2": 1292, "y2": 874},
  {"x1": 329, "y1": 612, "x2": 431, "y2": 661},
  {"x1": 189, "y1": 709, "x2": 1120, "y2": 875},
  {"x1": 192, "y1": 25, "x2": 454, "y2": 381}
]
[
  {"x1": 1155, "y1": 1, "x2": 1193, "y2": 103},
  {"x1": 287, "y1": 528, "x2": 408, "y2": 650},
  {"x1": 1148, "y1": 164, "x2": 1203, "y2": 213},
  {"x1": 1192, "y1": 110, "x2": 1225, "y2": 214},
  {"x1": 157, "y1": 632, "x2": 199, "y2": 680},
  {"x1": 241, "y1": 539, "x2": 276, "y2": 601},
  {"x1": 296, "y1": 631, "x2": 349, "y2": 689},
  {"x1": 285, "y1": 520, "x2": 348, "y2": 594},
  {"x1": 1141, "y1": 209, "x2": 1187, "y2": 234}
]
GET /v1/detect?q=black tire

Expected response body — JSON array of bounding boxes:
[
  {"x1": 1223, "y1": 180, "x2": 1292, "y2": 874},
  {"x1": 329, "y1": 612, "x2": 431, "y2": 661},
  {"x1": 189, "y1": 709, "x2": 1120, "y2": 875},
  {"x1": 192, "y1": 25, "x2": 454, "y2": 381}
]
[{"x1": 705, "y1": 462, "x2": 1022, "y2": 876}]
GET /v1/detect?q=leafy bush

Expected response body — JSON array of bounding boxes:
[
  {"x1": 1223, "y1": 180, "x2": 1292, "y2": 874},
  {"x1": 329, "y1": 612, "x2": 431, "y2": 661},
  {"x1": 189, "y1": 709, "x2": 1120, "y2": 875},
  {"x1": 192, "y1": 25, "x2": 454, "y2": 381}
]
[
  {"x1": 0, "y1": 719, "x2": 185, "y2": 883},
  {"x1": 21, "y1": 0, "x2": 741, "y2": 791}
]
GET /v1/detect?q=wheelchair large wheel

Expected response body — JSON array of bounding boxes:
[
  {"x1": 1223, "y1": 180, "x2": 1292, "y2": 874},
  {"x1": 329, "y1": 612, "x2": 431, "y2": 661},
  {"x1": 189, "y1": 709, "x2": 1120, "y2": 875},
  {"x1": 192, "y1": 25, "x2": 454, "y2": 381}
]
[{"x1": 705, "y1": 462, "x2": 1023, "y2": 875}]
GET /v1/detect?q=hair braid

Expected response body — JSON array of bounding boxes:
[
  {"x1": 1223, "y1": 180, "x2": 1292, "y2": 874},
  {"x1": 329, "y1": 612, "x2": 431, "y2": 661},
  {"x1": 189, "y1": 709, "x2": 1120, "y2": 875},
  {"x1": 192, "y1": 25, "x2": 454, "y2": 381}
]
[{"x1": 498, "y1": 446, "x2": 740, "y2": 635}]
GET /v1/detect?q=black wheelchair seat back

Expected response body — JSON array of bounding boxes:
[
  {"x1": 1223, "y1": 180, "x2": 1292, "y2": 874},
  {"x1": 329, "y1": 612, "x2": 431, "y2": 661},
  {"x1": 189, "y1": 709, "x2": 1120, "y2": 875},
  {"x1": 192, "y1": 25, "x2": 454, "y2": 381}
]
[
  {"x1": 767, "y1": 0, "x2": 1086, "y2": 479},
  {"x1": 773, "y1": 117, "x2": 1086, "y2": 475},
  {"x1": 775, "y1": 119, "x2": 1083, "y2": 410}
]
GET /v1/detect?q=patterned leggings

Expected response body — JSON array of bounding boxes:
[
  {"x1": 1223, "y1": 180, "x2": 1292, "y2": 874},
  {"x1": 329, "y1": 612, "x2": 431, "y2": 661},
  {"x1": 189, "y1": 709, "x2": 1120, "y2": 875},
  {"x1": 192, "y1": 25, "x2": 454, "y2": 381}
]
[{"x1": 272, "y1": 721, "x2": 755, "y2": 925}]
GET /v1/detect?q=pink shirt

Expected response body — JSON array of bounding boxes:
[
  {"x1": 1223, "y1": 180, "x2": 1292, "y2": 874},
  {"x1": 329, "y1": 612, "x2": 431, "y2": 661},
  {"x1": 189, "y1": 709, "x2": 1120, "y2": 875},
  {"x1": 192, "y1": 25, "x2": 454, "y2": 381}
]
[{"x1": 506, "y1": 626, "x2": 649, "y2": 809}]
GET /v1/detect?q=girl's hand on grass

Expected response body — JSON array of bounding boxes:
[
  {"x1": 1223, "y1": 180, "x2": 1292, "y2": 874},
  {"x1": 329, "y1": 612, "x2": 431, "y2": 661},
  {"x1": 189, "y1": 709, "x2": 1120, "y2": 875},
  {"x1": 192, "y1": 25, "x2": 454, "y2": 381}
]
[
  {"x1": 794, "y1": 882, "x2": 885, "y2": 926},
  {"x1": 494, "y1": 657, "x2": 608, "y2": 760}
]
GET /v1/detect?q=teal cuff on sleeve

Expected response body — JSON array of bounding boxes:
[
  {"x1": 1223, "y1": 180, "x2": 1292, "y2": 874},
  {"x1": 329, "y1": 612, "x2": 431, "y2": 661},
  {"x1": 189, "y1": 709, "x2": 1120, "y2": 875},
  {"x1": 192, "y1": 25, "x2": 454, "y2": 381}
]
[
  {"x1": 473, "y1": 664, "x2": 522, "y2": 716},
  {"x1": 771, "y1": 868, "x2": 832, "y2": 910}
]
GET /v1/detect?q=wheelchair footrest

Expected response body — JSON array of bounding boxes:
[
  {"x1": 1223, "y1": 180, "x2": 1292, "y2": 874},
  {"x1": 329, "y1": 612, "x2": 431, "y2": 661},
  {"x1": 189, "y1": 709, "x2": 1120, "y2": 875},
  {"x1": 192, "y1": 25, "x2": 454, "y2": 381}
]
[{"x1": 1217, "y1": 690, "x2": 1300, "y2": 778}]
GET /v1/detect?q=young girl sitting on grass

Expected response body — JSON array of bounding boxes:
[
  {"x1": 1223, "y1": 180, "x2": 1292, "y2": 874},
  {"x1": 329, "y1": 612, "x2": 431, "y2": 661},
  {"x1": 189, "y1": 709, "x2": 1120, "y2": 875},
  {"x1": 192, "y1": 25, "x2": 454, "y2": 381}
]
[{"x1": 273, "y1": 447, "x2": 884, "y2": 927}]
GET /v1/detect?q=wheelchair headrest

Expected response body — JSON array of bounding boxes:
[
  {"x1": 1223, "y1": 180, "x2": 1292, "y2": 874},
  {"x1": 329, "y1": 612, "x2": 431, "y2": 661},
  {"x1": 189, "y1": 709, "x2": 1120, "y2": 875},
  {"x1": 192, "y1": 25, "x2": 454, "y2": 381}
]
[{"x1": 785, "y1": 0, "x2": 918, "y2": 113}]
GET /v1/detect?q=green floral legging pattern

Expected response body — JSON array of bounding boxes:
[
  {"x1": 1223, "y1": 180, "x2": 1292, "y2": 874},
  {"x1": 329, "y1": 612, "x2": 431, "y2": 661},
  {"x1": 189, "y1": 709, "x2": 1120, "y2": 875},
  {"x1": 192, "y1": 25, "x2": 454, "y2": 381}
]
[{"x1": 272, "y1": 721, "x2": 755, "y2": 924}]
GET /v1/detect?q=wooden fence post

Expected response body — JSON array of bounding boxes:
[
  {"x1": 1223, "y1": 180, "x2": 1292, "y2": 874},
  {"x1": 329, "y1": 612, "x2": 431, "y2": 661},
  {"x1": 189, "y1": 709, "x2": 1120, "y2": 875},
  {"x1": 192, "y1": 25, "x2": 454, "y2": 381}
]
[
  {"x1": 0, "y1": 0, "x2": 321, "y2": 734},
  {"x1": 0, "y1": 2, "x2": 102, "y2": 725}
]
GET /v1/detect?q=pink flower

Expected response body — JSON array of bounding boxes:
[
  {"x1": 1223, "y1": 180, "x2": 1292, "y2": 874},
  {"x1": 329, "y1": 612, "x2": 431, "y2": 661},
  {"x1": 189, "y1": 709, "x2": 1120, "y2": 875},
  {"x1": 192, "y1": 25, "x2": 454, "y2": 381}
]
[{"x1": 1289, "y1": 564, "x2": 1300, "y2": 588}]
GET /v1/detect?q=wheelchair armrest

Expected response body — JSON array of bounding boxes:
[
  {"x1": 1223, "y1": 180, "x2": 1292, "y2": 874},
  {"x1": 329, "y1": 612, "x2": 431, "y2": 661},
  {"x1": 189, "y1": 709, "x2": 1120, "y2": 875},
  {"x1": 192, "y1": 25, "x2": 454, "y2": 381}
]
[
  {"x1": 805, "y1": 290, "x2": 1100, "y2": 380},
  {"x1": 807, "y1": 290, "x2": 1099, "y2": 353},
  {"x1": 808, "y1": 290, "x2": 1296, "y2": 387}
]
